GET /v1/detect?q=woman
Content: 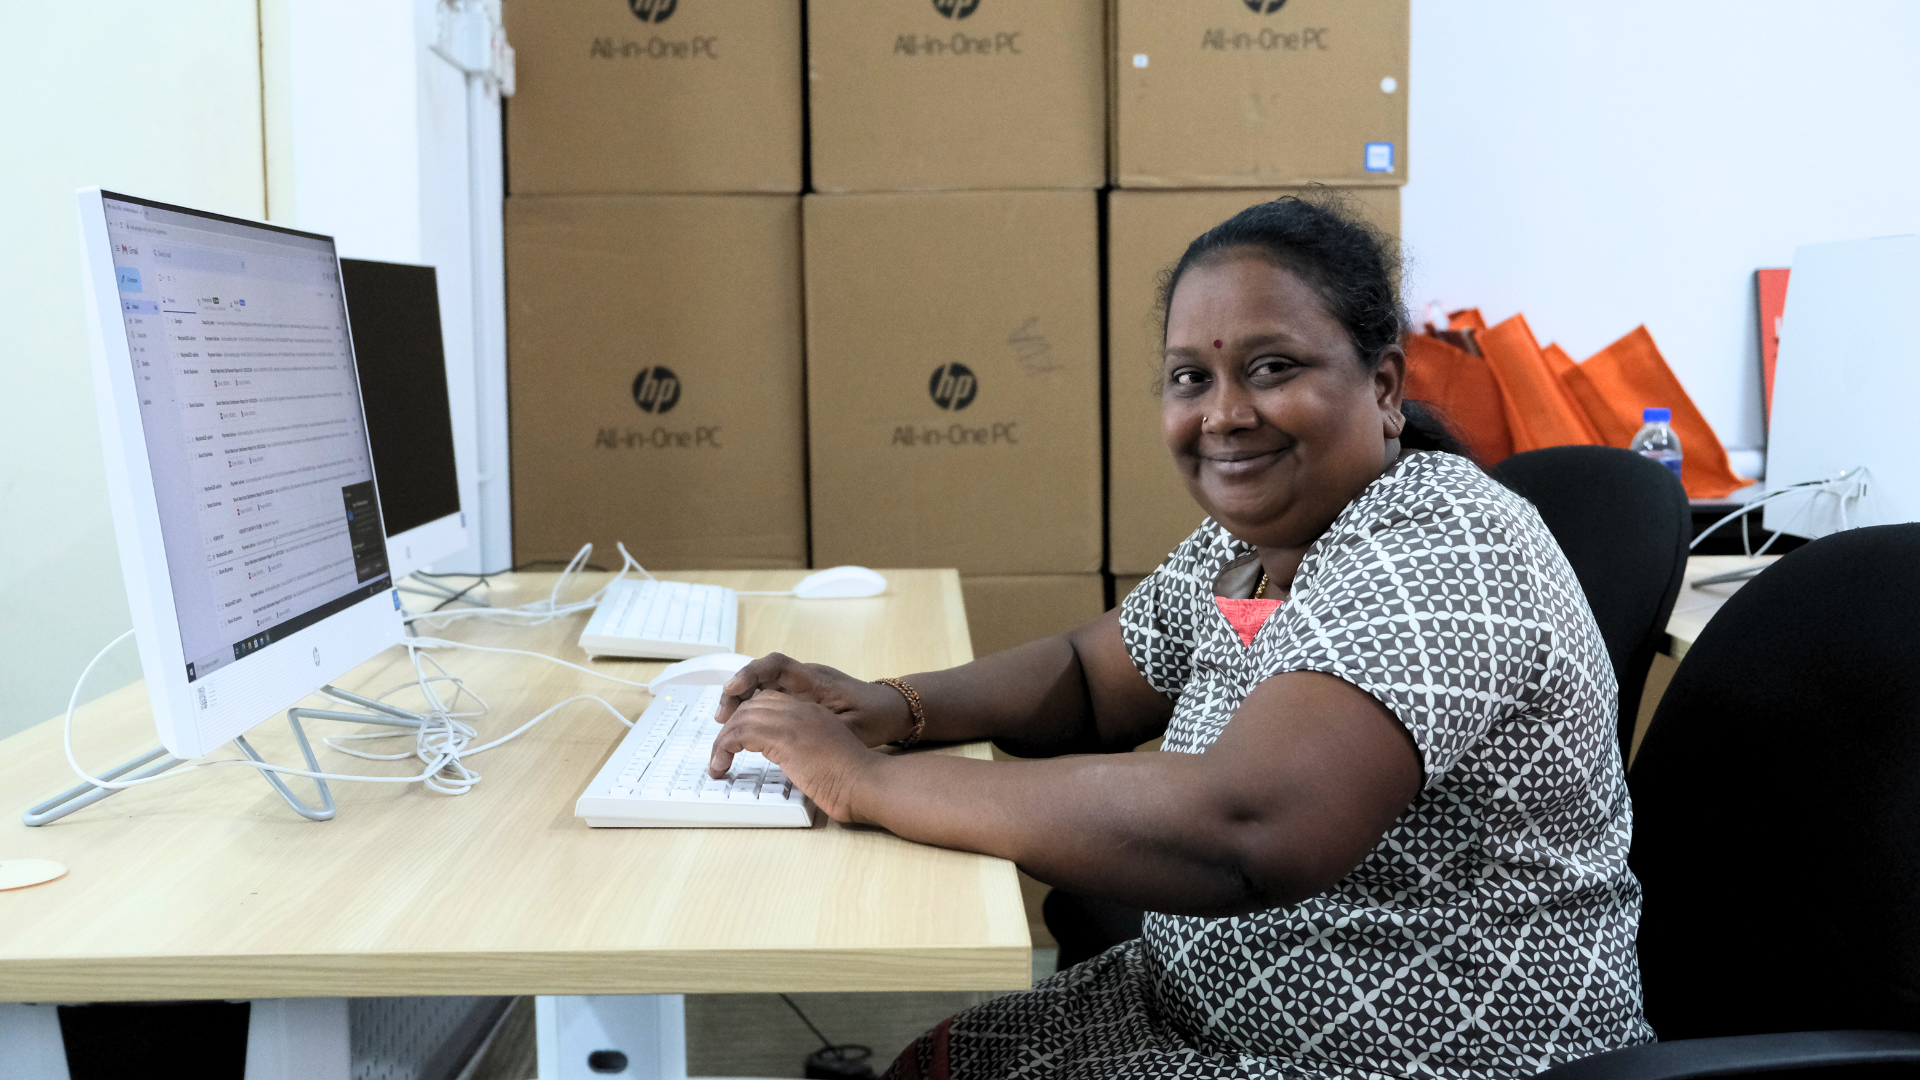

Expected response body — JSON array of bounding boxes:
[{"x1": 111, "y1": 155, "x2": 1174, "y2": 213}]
[{"x1": 709, "y1": 197, "x2": 1652, "y2": 1078}]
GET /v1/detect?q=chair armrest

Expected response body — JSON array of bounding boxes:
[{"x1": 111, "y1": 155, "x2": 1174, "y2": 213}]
[{"x1": 1537, "y1": 1030, "x2": 1920, "y2": 1080}]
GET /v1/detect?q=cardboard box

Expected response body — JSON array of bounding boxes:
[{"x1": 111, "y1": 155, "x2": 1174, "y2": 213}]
[
  {"x1": 1113, "y1": 0, "x2": 1408, "y2": 188},
  {"x1": 507, "y1": 195, "x2": 807, "y2": 569},
  {"x1": 1112, "y1": 573, "x2": 1146, "y2": 607},
  {"x1": 961, "y1": 574, "x2": 1105, "y2": 658},
  {"x1": 504, "y1": 0, "x2": 803, "y2": 195},
  {"x1": 807, "y1": 0, "x2": 1106, "y2": 192},
  {"x1": 805, "y1": 190, "x2": 1101, "y2": 574},
  {"x1": 1105, "y1": 188, "x2": 1400, "y2": 574}
]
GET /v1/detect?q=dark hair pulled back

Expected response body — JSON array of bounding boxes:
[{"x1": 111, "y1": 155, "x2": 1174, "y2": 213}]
[{"x1": 1157, "y1": 192, "x2": 1473, "y2": 461}]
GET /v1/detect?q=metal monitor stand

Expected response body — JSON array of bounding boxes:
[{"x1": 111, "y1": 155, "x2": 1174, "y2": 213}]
[
  {"x1": 21, "y1": 687, "x2": 426, "y2": 827},
  {"x1": 398, "y1": 573, "x2": 491, "y2": 608},
  {"x1": 1690, "y1": 563, "x2": 1768, "y2": 589}
]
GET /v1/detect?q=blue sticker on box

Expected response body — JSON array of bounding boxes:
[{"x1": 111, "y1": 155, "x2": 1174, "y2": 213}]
[{"x1": 1364, "y1": 142, "x2": 1395, "y2": 173}]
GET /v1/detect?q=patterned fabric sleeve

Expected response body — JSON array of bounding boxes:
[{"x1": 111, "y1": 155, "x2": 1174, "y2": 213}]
[
  {"x1": 1118, "y1": 524, "x2": 1219, "y2": 700},
  {"x1": 1271, "y1": 474, "x2": 1561, "y2": 787}
]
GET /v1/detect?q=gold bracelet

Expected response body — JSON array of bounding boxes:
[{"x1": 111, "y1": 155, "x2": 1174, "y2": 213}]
[{"x1": 874, "y1": 677, "x2": 927, "y2": 749}]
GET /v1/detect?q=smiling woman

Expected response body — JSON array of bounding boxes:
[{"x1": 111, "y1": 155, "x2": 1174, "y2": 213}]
[{"x1": 706, "y1": 197, "x2": 1650, "y2": 1080}]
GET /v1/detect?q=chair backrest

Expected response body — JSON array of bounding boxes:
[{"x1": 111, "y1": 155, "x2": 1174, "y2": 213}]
[
  {"x1": 1489, "y1": 446, "x2": 1691, "y2": 762},
  {"x1": 1628, "y1": 524, "x2": 1920, "y2": 1040}
]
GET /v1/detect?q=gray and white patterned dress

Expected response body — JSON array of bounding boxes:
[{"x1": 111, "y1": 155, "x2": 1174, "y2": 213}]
[{"x1": 894, "y1": 450, "x2": 1652, "y2": 1080}]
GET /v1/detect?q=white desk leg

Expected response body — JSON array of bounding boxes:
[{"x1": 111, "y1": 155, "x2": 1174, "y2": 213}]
[
  {"x1": 536, "y1": 995, "x2": 687, "y2": 1080},
  {"x1": 0, "y1": 1003, "x2": 70, "y2": 1080},
  {"x1": 244, "y1": 998, "x2": 350, "y2": 1080}
]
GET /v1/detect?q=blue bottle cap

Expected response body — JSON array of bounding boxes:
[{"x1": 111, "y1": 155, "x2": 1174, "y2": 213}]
[{"x1": 1643, "y1": 407, "x2": 1672, "y2": 423}]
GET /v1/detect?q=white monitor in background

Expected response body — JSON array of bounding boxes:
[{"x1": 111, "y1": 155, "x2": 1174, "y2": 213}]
[
  {"x1": 338, "y1": 258, "x2": 467, "y2": 579},
  {"x1": 1763, "y1": 234, "x2": 1919, "y2": 540},
  {"x1": 77, "y1": 188, "x2": 403, "y2": 759}
]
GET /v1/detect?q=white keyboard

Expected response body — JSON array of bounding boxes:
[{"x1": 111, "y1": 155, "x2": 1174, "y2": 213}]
[
  {"x1": 579, "y1": 578, "x2": 738, "y2": 660},
  {"x1": 575, "y1": 686, "x2": 813, "y2": 828}
]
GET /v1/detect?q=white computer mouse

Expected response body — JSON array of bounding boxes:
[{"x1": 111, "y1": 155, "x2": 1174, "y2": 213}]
[
  {"x1": 792, "y1": 565, "x2": 888, "y2": 599},
  {"x1": 648, "y1": 652, "x2": 754, "y2": 693}
]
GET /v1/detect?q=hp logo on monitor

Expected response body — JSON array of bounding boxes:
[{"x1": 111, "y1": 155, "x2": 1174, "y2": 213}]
[
  {"x1": 1243, "y1": 0, "x2": 1288, "y2": 12},
  {"x1": 928, "y1": 363, "x2": 978, "y2": 410},
  {"x1": 632, "y1": 367, "x2": 682, "y2": 414},
  {"x1": 932, "y1": 0, "x2": 981, "y2": 19},
  {"x1": 629, "y1": 0, "x2": 677, "y2": 23}
]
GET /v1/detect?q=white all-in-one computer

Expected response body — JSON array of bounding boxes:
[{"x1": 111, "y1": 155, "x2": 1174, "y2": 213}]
[{"x1": 30, "y1": 190, "x2": 409, "y2": 823}]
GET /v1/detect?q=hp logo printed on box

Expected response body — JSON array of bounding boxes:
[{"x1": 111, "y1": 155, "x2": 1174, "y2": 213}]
[
  {"x1": 631, "y1": 367, "x2": 682, "y2": 414},
  {"x1": 928, "y1": 363, "x2": 978, "y2": 410},
  {"x1": 629, "y1": 0, "x2": 677, "y2": 23}
]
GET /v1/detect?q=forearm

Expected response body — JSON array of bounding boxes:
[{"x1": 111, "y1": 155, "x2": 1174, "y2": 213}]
[
  {"x1": 898, "y1": 634, "x2": 1108, "y2": 756},
  {"x1": 848, "y1": 750, "x2": 1294, "y2": 916}
]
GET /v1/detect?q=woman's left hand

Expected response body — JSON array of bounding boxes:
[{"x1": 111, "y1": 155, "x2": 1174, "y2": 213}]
[{"x1": 706, "y1": 690, "x2": 879, "y2": 822}]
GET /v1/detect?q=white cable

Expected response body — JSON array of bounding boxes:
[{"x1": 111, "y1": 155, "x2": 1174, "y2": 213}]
[
  {"x1": 60, "y1": 629, "x2": 637, "y2": 799},
  {"x1": 1688, "y1": 467, "x2": 1868, "y2": 552},
  {"x1": 404, "y1": 541, "x2": 661, "y2": 629},
  {"x1": 407, "y1": 636, "x2": 652, "y2": 690}
]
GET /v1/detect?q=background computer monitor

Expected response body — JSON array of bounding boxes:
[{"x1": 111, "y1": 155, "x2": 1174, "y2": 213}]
[
  {"x1": 337, "y1": 258, "x2": 467, "y2": 579},
  {"x1": 78, "y1": 188, "x2": 403, "y2": 758},
  {"x1": 1763, "y1": 234, "x2": 1918, "y2": 540}
]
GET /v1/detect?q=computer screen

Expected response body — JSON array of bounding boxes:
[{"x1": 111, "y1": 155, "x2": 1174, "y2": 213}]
[
  {"x1": 338, "y1": 258, "x2": 465, "y2": 574},
  {"x1": 82, "y1": 189, "x2": 402, "y2": 756}
]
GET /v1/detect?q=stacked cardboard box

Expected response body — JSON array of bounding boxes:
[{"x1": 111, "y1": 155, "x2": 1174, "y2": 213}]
[
  {"x1": 1110, "y1": 0, "x2": 1409, "y2": 189},
  {"x1": 506, "y1": 196, "x2": 807, "y2": 569},
  {"x1": 804, "y1": 0, "x2": 1110, "y2": 657},
  {"x1": 808, "y1": 0, "x2": 1106, "y2": 193},
  {"x1": 504, "y1": 1, "x2": 807, "y2": 569}
]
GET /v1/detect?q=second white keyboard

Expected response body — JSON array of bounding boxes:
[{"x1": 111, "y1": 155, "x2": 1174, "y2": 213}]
[
  {"x1": 575, "y1": 686, "x2": 813, "y2": 828},
  {"x1": 579, "y1": 578, "x2": 739, "y2": 660}
]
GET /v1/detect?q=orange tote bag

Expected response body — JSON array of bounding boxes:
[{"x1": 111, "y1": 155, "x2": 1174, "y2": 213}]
[
  {"x1": 1477, "y1": 314, "x2": 1603, "y2": 452},
  {"x1": 1575, "y1": 326, "x2": 1752, "y2": 499},
  {"x1": 1403, "y1": 333, "x2": 1513, "y2": 466},
  {"x1": 1554, "y1": 343, "x2": 1640, "y2": 448}
]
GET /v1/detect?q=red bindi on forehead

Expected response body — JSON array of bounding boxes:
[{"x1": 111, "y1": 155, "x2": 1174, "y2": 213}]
[{"x1": 1213, "y1": 339, "x2": 1222, "y2": 348}]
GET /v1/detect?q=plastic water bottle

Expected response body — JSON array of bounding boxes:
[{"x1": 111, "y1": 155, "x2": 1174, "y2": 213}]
[{"x1": 1630, "y1": 407, "x2": 1683, "y2": 478}]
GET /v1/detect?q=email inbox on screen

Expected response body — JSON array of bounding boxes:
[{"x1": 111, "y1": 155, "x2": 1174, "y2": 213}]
[{"x1": 104, "y1": 199, "x2": 391, "y2": 683}]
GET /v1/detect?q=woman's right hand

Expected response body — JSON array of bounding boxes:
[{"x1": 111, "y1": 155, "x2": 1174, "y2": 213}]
[{"x1": 715, "y1": 652, "x2": 916, "y2": 747}]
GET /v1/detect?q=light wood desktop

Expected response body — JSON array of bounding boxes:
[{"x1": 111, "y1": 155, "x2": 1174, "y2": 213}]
[
  {"x1": 0, "y1": 570, "x2": 1031, "y2": 1003},
  {"x1": 1627, "y1": 554, "x2": 1780, "y2": 763},
  {"x1": 1665, "y1": 555, "x2": 1780, "y2": 660}
]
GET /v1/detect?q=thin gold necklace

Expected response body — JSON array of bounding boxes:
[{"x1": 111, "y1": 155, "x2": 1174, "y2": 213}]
[{"x1": 1254, "y1": 571, "x2": 1270, "y2": 599}]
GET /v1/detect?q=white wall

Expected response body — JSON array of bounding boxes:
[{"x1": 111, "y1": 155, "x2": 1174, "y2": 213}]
[
  {"x1": 1402, "y1": 0, "x2": 1920, "y2": 458},
  {"x1": 0, "y1": 3, "x2": 266, "y2": 739}
]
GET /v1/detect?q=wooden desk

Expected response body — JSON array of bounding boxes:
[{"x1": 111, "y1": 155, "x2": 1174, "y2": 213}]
[
  {"x1": 0, "y1": 570, "x2": 1031, "y2": 1002},
  {"x1": 1627, "y1": 555, "x2": 1781, "y2": 763},
  {"x1": 1665, "y1": 555, "x2": 1780, "y2": 660}
]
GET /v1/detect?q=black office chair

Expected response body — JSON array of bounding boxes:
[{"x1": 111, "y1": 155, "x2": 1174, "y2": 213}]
[
  {"x1": 1489, "y1": 445, "x2": 1691, "y2": 765},
  {"x1": 1047, "y1": 447, "x2": 1693, "y2": 969},
  {"x1": 1538, "y1": 523, "x2": 1920, "y2": 1078}
]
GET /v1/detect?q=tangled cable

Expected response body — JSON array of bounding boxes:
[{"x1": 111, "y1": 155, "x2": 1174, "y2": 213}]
[
  {"x1": 404, "y1": 542, "x2": 654, "y2": 630},
  {"x1": 60, "y1": 630, "x2": 643, "y2": 801}
]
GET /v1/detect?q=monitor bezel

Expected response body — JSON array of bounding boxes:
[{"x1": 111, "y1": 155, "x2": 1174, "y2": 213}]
[{"x1": 78, "y1": 187, "x2": 404, "y2": 759}]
